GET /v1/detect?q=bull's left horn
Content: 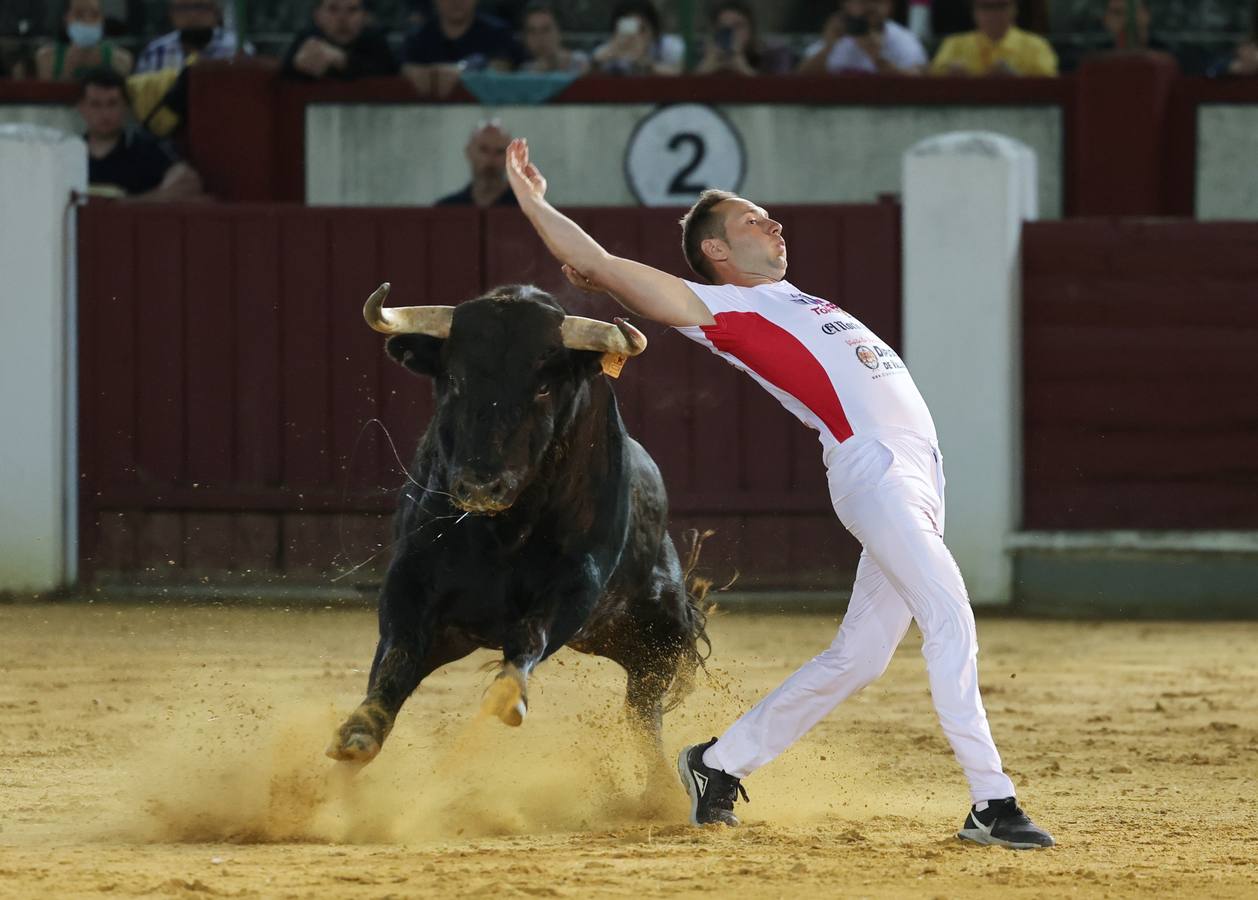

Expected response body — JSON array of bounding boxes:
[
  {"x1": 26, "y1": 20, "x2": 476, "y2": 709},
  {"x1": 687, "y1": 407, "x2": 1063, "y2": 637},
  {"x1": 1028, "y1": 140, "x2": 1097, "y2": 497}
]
[
  {"x1": 559, "y1": 316, "x2": 648, "y2": 356},
  {"x1": 363, "y1": 283, "x2": 455, "y2": 336}
]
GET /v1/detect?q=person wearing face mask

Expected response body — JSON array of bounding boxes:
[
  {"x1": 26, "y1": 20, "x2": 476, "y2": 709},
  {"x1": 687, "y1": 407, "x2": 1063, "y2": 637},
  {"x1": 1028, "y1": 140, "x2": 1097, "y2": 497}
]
[
  {"x1": 135, "y1": 0, "x2": 252, "y2": 74},
  {"x1": 34, "y1": 0, "x2": 134, "y2": 80}
]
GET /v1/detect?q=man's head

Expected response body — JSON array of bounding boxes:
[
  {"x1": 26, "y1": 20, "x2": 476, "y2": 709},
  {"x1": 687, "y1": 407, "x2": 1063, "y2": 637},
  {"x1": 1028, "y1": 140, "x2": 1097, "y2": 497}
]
[
  {"x1": 78, "y1": 67, "x2": 128, "y2": 140},
  {"x1": 168, "y1": 0, "x2": 219, "y2": 48},
  {"x1": 609, "y1": 1, "x2": 661, "y2": 43},
  {"x1": 1103, "y1": 0, "x2": 1150, "y2": 42},
  {"x1": 841, "y1": 0, "x2": 892, "y2": 32},
  {"x1": 465, "y1": 119, "x2": 512, "y2": 187},
  {"x1": 523, "y1": 2, "x2": 562, "y2": 62},
  {"x1": 314, "y1": 0, "x2": 365, "y2": 46},
  {"x1": 680, "y1": 190, "x2": 787, "y2": 284},
  {"x1": 971, "y1": 0, "x2": 1015, "y2": 41},
  {"x1": 434, "y1": 0, "x2": 477, "y2": 30},
  {"x1": 710, "y1": 1, "x2": 755, "y2": 53}
]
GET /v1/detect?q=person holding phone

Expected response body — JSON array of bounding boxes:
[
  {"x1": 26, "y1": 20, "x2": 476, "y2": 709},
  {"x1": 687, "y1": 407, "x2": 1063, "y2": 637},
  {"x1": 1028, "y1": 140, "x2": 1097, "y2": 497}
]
[
  {"x1": 695, "y1": 1, "x2": 794, "y2": 76},
  {"x1": 591, "y1": 0, "x2": 683, "y2": 76},
  {"x1": 798, "y1": 0, "x2": 927, "y2": 75}
]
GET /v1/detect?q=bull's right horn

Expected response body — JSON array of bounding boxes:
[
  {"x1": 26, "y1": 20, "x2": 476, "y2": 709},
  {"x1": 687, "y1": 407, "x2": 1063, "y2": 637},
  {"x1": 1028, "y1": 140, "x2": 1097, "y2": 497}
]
[
  {"x1": 363, "y1": 283, "x2": 455, "y2": 336},
  {"x1": 559, "y1": 316, "x2": 648, "y2": 356}
]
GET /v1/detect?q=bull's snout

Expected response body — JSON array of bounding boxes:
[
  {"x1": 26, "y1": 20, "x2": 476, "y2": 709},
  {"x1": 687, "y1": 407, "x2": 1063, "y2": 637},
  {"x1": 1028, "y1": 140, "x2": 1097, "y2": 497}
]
[{"x1": 450, "y1": 470, "x2": 519, "y2": 514}]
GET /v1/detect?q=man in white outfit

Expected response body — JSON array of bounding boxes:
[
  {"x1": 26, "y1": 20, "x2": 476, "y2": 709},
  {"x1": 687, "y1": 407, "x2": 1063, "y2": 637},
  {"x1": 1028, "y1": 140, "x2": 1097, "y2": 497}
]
[{"x1": 504, "y1": 139, "x2": 1054, "y2": 850}]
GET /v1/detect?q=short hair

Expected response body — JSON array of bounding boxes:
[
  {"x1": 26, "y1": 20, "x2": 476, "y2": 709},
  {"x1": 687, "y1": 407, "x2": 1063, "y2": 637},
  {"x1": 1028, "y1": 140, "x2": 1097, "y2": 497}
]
[
  {"x1": 523, "y1": 0, "x2": 559, "y2": 24},
  {"x1": 679, "y1": 189, "x2": 737, "y2": 283},
  {"x1": 709, "y1": 0, "x2": 754, "y2": 27},
  {"x1": 78, "y1": 66, "x2": 127, "y2": 100},
  {"x1": 609, "y1": 0, "x2": 661, "y2": 38}
]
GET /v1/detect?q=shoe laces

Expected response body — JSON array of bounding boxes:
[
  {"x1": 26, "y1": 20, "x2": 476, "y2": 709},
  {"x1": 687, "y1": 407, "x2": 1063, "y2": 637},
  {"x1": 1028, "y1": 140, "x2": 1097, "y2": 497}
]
[{"x1": 713, "y1": 773, "x2": 749, "y2": 810}]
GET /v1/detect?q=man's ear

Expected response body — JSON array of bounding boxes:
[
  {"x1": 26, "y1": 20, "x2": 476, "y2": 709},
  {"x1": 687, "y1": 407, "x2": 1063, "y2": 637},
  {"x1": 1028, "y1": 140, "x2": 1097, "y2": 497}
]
[
  {"x1": 385, "y1": 334, "x2": 444, "y2": 377},
  {"x1": 700, "y1": 235, "x2": 728, "y2": 267}
]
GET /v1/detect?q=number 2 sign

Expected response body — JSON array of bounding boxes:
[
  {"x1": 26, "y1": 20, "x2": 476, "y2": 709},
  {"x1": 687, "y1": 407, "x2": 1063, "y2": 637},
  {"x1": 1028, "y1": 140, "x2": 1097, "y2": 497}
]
[{"x1": 624, "y1": 104, "x2": 746, "y2": 207}]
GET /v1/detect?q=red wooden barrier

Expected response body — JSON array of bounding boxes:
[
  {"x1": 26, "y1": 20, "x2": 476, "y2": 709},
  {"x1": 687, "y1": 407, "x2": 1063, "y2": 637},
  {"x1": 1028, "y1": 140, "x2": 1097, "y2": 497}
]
[
  {"x1": 1022, "y1": 220, "x2": 1258, "y2": 528},
  {"x1": 78, "y1": 203, "x2": 900, "y2": 588}
]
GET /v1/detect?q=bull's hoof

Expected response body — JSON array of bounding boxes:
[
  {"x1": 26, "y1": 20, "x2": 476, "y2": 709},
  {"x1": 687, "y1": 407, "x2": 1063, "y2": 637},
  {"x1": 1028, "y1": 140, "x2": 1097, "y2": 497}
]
[
  {"x1": 325, "y1": 728, "x2": 381, "y2": 763},
  {"x1": 480, "y1": 672, "x2": 528, "y2": 727}
]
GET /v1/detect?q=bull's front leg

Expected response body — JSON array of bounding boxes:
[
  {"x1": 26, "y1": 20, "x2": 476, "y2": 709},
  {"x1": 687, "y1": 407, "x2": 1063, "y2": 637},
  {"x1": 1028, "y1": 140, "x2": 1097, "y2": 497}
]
[
  {"x1": 327, "y1": 565, "x2": 471, "y2": 764},
  {"x1": 480, "y1": 574, "x2": 600, "y2": 727}
]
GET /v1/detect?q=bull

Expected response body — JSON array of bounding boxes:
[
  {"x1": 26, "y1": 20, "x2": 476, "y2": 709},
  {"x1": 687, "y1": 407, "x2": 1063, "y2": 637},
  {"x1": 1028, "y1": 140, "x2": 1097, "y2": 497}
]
[{"x1": 326, "y1": 282, "x2": 711, "y2": 783}]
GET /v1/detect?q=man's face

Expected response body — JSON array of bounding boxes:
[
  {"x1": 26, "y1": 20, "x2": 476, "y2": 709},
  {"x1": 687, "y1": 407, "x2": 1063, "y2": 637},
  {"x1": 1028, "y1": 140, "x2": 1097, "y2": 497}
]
[
  {"x1": 466, "y1": 125, "x2": 511, "y2": 181},
  {"x1": 843, "y1": 0, "x2": 892, "y2": 28},
  {"x1": 79, "y1": 84, "x2": 127, "y2": 140},
  {"x1": 709, "y1": 198, "x2": 787, "y2": 280},
  {"x1": 523, "y1": 10, "x2": 559, "y2": 59},
  {"x1": 435, "y1": 0, "x2": 476, "y2": 27},
  {"x1": 713, "y1": 8, "x2": 751, "y2": 51},
  {"x1": 66, "y1": 0, "x2": 103, "y2": 26},
  {"x1": 169, "y1": 0, "x2": 218, "y2": 30},
  {"x1": 315, "y1": 0, "x2": 365, "y2": 45},
  {"x1": 972, "y1": 0, "x2": 1015, "y2": 39}
]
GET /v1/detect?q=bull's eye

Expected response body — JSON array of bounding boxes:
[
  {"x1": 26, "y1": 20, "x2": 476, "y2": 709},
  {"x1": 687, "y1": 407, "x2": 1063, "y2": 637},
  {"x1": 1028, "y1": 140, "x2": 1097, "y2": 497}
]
[{"x1": 535, "y1": 384, "x2": 551, "y2": 399}]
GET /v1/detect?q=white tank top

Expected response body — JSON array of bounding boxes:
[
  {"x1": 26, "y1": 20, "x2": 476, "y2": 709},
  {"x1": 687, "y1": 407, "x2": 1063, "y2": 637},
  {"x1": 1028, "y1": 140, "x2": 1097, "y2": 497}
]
[{"x1": 675, "y1": 279, "x2": 937, "y2": 454}]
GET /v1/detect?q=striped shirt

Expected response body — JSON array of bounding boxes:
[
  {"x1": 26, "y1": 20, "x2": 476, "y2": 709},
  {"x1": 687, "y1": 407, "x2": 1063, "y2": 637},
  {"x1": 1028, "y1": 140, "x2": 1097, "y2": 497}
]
[{"x1": 135, "y1": 27, "x2": 250, "y2": 73}]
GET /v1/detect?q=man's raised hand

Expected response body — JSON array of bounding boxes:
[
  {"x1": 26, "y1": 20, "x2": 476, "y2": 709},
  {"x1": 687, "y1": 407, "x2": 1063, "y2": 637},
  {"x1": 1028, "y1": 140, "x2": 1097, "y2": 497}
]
[{"x1": 506, "y1": 138, "x2": 548, "y2": 204}]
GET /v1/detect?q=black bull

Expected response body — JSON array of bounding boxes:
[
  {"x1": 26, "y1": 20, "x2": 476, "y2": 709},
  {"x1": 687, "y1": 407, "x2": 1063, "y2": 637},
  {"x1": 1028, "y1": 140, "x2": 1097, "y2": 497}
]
[{"x1": 326, "y1": 283, "x2": 712, "y2": 781}]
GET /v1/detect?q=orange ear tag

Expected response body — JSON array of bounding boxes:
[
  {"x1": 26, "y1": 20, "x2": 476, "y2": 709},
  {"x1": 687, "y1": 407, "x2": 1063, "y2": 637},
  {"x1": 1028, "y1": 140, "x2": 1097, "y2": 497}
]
[{"x1": 601, "y1": 353, "x2": 628, "y2": 378}]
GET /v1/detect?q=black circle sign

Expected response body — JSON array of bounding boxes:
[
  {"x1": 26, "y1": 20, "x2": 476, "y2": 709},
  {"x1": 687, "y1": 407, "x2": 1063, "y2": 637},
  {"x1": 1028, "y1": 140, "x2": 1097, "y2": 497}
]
[{"x1": 624, "y1": 103, "x2": 746, "y2": 207}]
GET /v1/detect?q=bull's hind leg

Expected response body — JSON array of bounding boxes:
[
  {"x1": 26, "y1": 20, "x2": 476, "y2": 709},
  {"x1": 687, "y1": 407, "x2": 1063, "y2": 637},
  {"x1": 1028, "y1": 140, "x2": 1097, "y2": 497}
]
[{"x1": 327, "y1": 629, "x2": 477, "y2": 763}]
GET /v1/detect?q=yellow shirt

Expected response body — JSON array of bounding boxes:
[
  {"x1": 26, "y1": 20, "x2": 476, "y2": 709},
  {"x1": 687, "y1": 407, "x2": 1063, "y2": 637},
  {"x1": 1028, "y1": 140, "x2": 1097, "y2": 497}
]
[{"x1": 930, "y1": 26, "x2": 1058, "y2": 77}]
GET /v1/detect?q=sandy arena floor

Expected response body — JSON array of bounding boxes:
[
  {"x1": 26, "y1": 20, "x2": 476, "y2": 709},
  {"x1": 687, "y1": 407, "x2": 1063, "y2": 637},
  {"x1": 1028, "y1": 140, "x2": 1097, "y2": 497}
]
[{"x1": 1, "y1": 601, "x2": 1256, "y2": 899}]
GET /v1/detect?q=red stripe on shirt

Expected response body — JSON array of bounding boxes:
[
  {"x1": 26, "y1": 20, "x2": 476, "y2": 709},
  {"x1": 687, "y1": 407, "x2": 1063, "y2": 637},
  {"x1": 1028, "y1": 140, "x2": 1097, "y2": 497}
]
[{"x1": 702, "y1": 311, "x2": 854, "y2": 443}]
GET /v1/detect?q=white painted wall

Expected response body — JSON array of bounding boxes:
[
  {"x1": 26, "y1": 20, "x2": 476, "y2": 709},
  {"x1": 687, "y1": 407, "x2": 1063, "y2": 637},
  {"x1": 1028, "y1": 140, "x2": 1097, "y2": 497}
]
[
  {"x1": 0, "y1": 125, "x2": 86, "y2": 592},
  {"x1": 902, "y1": 132, "x2": 1037, "y2": 606},
  {"x1": 1197, "y1": 105, "x2": 1258, "y2": 220},
  {"x1": 306, "y1": 103, "x2": 1063, "y2": 216},
  {"x1": 0, "y1": 104, "x2": 81, "y2": 135}
]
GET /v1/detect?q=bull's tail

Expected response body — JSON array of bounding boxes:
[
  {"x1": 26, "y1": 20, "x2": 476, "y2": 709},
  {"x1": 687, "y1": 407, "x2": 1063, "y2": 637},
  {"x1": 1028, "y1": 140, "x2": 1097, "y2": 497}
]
[{"x1": 663, "y1": 528, "x2": 734, "y2": 713}]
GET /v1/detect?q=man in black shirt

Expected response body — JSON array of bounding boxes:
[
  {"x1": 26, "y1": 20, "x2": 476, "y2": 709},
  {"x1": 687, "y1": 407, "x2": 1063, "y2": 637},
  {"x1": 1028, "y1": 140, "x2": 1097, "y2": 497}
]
[
  {"x1": 401, "y1": 0, "x2": 523, "y2": 94},
  {"x1": 282, "y1": 0, "x2": 399, "y2": 79},
  {"x1": 434, "y1": 119, "x2": 518, "y2": 207},
  {"x1": 79, "y1": 68, "x2": 203, "y2": 200}
]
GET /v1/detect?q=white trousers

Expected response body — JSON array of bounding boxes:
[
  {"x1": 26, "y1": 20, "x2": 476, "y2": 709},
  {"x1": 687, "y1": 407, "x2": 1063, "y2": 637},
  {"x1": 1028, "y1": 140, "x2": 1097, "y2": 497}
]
[{"x1": 704, "y1": 429, "x2": 1016, "y2": 803}]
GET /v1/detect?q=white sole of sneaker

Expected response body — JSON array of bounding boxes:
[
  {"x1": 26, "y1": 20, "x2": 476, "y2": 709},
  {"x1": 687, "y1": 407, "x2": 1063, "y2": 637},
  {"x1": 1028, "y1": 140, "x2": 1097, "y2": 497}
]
[
  {"x1": 957, "y1": 828, "x2": 1053, "y2": 850},
  {"x1": 676, "y1": 745, "x2": 703, "y2": 827}
]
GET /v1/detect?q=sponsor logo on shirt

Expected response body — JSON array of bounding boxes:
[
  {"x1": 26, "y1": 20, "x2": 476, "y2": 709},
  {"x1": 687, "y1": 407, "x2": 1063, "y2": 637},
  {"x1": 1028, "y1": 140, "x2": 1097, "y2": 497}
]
[
  {"x1": 855, "y1": 343, "x2": 907, "y2": 376},
  {"x1": 855, "y1": 345, "x2": 880, "y2": 369}
]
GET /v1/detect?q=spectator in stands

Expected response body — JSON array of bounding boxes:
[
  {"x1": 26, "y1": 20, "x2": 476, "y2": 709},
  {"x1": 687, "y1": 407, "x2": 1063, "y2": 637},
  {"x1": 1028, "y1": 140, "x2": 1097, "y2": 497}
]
[
  {"x1": 519, "y1": 1, "x2": 588, "y2": 74},
  {"x1": 135, "y1": 0, "x2": 247, "y2": 73},
  {"x1": 695, "y1": 1, "x2": 794, "y2": 76},
  {"x1": 591, "y1": 1, "x2": 683, "y2": 76},
  {"x1": 797, "y1": 0, "x2": 927, "y2": 75},
  {"x1": 435, "y1": 119, "x2": 518, "y2": 207},
  {"x1": 282, "y1": 0, "x2": 398, "y2": 79},
  {"x1": 1225, "y1": 38, "x2": 1258, "y2": 76},
  {"x1": 929, "y1": 0, "x2": 1057, "y2": 76},
  {"x1": 78, "y1": 68, "x2": 204, "y2": 200},
  {"x1": 401, "y1": 0, "x2": 522, "y2": 71},
  {"x1": 33, "y1": 0, "x2": 134, "y2": 80}
]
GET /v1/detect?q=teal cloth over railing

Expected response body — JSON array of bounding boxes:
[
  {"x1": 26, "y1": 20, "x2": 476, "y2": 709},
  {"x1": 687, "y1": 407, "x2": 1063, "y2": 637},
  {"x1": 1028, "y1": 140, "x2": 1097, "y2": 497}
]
[{"x1": 458, "y1": 70, "x2": 579, "y2": 105}]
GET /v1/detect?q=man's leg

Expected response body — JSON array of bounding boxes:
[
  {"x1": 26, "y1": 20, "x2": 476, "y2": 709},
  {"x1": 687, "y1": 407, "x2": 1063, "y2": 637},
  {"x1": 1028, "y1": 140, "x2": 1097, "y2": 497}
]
[
  {"x1": 835, "y1": 478, "x2": 1016, "y2": 803},
  {"x1": 703, "y1": 551, "x2": 913, "y2": 778}
]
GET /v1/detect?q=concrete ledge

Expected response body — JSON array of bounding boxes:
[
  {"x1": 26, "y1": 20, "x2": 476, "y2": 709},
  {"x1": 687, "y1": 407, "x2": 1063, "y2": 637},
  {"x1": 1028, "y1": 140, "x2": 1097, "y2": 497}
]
[{"x1": 1010, "y1": 531, "x2": 1258, "y2": 619}]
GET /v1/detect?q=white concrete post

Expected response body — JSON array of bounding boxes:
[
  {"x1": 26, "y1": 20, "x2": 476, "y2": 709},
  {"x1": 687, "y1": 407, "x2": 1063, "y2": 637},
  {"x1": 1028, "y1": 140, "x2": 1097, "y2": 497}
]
[
  {"x1": 902, "y1": 132, "x2": 1037, "y2": 606},
  {"x1": 0, "y1": 125, "x2": 86, "y2": 592}
]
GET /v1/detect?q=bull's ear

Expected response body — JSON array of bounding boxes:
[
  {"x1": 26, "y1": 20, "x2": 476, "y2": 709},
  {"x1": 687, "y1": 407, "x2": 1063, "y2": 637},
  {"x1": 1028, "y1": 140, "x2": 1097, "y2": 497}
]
[
  {"x1": 569, "y1": 349, "x2": 605, "y2": 380},
  {"x1": 385, "y1": 334, "x2": 444, "y2": 377}
]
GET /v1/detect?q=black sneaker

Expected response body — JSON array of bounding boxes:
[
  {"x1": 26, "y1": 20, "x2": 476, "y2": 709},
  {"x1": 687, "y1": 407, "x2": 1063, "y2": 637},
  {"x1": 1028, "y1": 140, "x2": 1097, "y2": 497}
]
[
  {"x1": 958, "y1": 797, "x2": 1055, "y2": 849},
  {"x1": 677, "y1": 738, "x2": 748, "y2": 826}
]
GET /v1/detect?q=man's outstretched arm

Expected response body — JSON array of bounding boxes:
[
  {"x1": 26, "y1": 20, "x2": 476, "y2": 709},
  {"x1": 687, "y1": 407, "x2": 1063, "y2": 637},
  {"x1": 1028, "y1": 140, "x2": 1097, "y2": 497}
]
[{"x1": 505, "y1": 139, "x2": 714, "y2": 328}]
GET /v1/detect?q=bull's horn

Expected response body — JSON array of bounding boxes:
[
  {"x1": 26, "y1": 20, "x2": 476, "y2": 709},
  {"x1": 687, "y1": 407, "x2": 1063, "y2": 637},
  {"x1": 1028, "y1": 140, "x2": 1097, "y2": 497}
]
[
  {"x1": 362, "y1": 283, "x2": 455, "y2": 336},
  {"x1": 560, "y1": 316, "x2": 648, "y2": 356}
]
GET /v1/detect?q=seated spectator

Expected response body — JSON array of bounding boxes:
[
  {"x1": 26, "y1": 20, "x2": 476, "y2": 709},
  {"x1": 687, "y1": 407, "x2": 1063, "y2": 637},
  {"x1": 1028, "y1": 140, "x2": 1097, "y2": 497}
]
[
  {"x1": 696, "y1": 1, "x2": 794, "y2": 76},
  {"x1": 78, "y1": 68, "x2": 204, "y2": 201},
  {"x1": 520, "y1": 1, "x2": 588, "y2": 74},
  {"x1": 34, "y1": 0, "x2": 134, "y2": 80},
  {"x1": 435, "y1": 119, "x2": 517, "y2": 207},
  {"x1": 282, "y1": 0, "x2": 399, "y2": 79},
  {"x1": 797, "y1": 0, "x2": 926, "y2": 75},
  {"x1": 135, "y1": 0, "x2": 248, "y2": 74},
  {"x1": 929, "y1": 0, "x2": 1057, "y2": 76},
  {"x1": 401, "y1": 0, "x2": 522, "y2": 71},
  {"x1": 1225, "y1": 39, "x2": 1258, "y2": 76},
  {"x1": 591, "y1": 1, "x2": 683, "y2": 76}
]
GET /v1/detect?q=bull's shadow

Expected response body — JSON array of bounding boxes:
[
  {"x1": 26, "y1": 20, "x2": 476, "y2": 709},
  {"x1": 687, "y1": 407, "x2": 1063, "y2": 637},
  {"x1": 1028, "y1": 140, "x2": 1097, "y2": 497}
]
[{"x1": 327, "y1": 283, "x2": 712, "y2": 790}]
